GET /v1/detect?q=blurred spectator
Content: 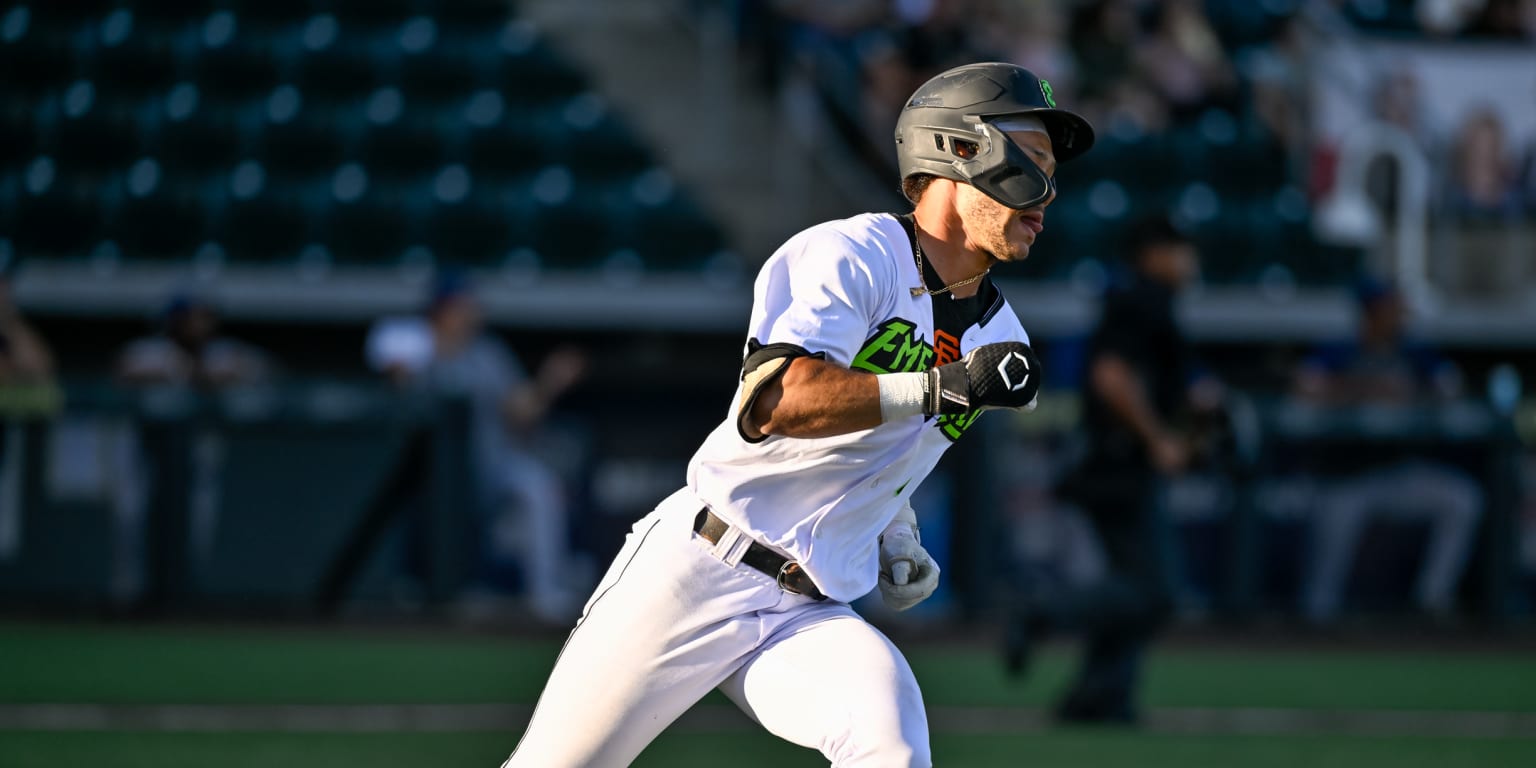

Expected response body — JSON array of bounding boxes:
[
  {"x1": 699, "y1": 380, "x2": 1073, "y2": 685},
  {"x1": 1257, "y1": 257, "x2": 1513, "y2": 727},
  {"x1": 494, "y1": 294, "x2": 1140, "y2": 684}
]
[
  {"x1": 1244, "y1": 16, "x2": 1310, "y2": 160},
  {"x1": 1006, "y1": 216, "x2": 1217, "y2": 724},
  {"x1": 1447, "y1": 106, "x2": 1525, "y2": 221},
  {"x1": 1070, "y1": 0, "x2": 1171, "y2": 133},
  {"x1": 366, "y1": 272, "x2": 588, "y2": 620},
  {"x1": 976, "y1": 0, "x2": 1078, "y2": 95},
  {"x1": 1070, "y1": 0, "x2": 1141, "y2": 104},
  {"x1": 0, "y1": 274, "x2": 54, "y2": 386},
  {"x1": 116, "y1": 293, "x2": 273, "y2": 388},
  {"x1": 1293, "y1": 276, "x2": 1483, "y2": 624},
  {"x1": 1341, "y1": 68, "x2": 1436, "y2": 220},
  {"x1": 1134, "y1": 0, "x2": 1237, "y2": 120}
]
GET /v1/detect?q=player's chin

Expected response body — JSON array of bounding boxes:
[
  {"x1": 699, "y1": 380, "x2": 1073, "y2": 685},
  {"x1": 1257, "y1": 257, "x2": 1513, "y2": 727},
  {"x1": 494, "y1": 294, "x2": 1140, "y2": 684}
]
[{"x1": 998, "y1": 233, "x2": 1036, "y2": 262}]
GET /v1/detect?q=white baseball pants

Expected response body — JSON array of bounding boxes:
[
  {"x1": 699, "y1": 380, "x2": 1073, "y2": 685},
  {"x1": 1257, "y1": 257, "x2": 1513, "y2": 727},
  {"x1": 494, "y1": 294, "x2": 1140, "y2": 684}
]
[{"x1": 503, "y1": 487, "x2": 931, "y2": 767}]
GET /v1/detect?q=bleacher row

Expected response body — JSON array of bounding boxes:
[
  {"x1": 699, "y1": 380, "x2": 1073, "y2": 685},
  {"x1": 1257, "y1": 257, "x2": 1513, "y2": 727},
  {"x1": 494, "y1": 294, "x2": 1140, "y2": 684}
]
[
  {"x1": 0, "y1": 0, "x2": 730, "y2": 274},
  {"x1": 1022, "y1": 112, "x2": 1362, "y2": 287}
]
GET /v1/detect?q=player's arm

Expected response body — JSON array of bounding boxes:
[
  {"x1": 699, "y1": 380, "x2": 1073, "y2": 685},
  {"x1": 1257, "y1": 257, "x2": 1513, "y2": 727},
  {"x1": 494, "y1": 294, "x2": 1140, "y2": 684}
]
[
  {"x1": 746, "y1": 356, "x2": 881, "y2": 440},
  {"x1": 740, "y1": 340, "x2": 1041, "y2": 441}
]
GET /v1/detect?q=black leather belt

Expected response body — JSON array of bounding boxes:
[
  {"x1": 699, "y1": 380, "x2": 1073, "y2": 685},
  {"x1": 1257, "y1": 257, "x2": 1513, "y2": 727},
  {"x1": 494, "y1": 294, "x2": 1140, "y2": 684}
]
[{"x1": 693, "y1": 508, "x2": 826, "y2": 601}]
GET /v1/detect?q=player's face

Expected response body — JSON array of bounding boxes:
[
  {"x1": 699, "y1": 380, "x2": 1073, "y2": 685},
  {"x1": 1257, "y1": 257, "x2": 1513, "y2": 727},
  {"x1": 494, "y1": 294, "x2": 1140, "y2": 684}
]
[{"x1": 957, "y1": 130, "x2": 1057, "y2": 263}]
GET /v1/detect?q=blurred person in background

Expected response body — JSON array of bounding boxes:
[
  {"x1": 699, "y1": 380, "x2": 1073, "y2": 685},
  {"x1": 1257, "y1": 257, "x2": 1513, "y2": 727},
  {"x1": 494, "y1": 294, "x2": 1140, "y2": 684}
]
[
  {"x1": 366, "y1": 271, "x2": 587, "y2": 620},
  {"x1": 1447, "y1": 106, "x2": 1525, "y2": 221},
  {"x1": 1005, "y1": 215, "x2": 1217, "y2": 725},
  {"x1": 1293, "y1": 276, "x2": 1483, "y2": 625},
  {"x1": 0, "y1": 273, "x2": 54, "y2": 386},
  {"x1": 1134, "y1": 0, "x2": 1237, "y2": 120},
  {"x1": 1069, "y1": 0, "x2": 1172, "y2": 134},
  {"x1": 116, "y1": 292, "x2": 273, "y2": 388}
]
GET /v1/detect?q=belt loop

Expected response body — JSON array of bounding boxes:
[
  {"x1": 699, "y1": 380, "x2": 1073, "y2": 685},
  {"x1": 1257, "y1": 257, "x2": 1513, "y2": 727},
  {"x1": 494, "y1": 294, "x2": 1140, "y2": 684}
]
[
  {"x1": 710, "y1": 524, "x2": 747, "y2": 567},
  {"x1": 722, "y1": 534, "x2": 753, "y2": 567}
]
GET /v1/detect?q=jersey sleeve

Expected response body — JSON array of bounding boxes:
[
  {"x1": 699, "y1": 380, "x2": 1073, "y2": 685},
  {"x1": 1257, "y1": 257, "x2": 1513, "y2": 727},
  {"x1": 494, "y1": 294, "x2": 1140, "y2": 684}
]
[{"x1": 746, "y1": 227, "x2": 892, "y2": 368}]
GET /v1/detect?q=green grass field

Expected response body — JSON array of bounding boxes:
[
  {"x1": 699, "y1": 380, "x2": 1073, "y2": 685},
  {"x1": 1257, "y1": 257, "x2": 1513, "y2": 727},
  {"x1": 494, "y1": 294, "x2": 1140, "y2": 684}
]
[{"x1": 1, "y1": 621, "x2": 1533, "y2": 767}]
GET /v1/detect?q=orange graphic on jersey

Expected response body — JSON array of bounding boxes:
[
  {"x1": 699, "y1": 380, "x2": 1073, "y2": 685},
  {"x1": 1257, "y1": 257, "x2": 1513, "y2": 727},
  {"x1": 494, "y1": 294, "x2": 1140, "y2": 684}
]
[{"x1": 934, "y1": 329, "x2": 962, "y2": 366}]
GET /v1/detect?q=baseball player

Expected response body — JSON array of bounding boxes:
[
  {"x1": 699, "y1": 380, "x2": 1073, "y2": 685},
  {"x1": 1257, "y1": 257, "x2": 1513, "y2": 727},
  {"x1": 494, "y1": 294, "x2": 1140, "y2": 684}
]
[{"x1": 503, "y1": 62, "x2": 1094, "y2": 767}]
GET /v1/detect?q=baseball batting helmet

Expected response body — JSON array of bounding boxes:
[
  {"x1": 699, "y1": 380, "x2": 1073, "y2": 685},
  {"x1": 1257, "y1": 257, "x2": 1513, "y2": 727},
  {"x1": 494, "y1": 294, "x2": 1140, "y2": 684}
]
[{"x1": 895, "y1": 62, "x2": 1095, "y2": 210}]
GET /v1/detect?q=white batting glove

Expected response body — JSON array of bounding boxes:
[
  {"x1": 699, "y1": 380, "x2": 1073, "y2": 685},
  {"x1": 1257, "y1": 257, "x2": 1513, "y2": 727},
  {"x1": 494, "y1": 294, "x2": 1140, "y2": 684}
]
[{"x1": 878, "y1": 509, "x2": 940, "y2": 611}]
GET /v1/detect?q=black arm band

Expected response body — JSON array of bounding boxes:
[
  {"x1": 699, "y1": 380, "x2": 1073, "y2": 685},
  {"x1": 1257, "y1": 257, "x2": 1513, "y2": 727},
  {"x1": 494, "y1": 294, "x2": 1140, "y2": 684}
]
[{"x1": 736, "y1": 339, "x2": 824, "y2": 443}]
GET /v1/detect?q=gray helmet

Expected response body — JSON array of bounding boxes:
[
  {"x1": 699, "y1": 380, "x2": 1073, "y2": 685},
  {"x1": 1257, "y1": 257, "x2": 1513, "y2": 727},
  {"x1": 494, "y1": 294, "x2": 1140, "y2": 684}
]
[{"x1": 895, "y1": 62, "x2": 1095, "y2": 210}]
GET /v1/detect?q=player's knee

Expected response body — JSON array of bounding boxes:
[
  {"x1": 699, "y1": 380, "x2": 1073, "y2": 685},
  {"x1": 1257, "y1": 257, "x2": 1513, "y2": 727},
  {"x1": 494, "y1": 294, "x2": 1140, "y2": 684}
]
[
  {"x1": 831, "y1": 702, "x2": 930, "y2": 767},
  {"x1": 833, "y1": 739, "x2": 930, "y2": 768}
]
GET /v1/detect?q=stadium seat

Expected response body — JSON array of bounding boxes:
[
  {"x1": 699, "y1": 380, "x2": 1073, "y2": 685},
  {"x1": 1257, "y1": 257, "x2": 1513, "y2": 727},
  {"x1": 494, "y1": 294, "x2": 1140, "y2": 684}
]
[
  {"x1": 425, "y1": 195, "x2": 516, "y2": 264},
  {"x1": 325, "y1": 196, "x2": 418, "y2": 264},
  {"x1": 47, "y1": 101, "x2": 145, "y2": 173},
  {"x1": 0, "y1": 23, "x2": 80, "y2": 97},
  {"x1": 435, "y1": 0, "x2": 515, "y2": 26},
  {"x1": 0, "y1": 100, "x2": 38, "y2": 168},
  {"x1": 198, "y1": 36, "x2": 284, "y2": 100},
  {"x1": 356, "y1": 115, "x2": 446, "y2": 180},
  {"x1": 486, "y1": 45, "x2": 589, "y2": 105},
  {"x1": 154, "y1": 100, "x2": 253, "y2": 173},
  {"x1": 456, "y1": 115, "x2": 556, "y2": 180},
  {"x1": 627, "y1": 198, "x2": 727, "y2": 271},
  {"x1": 289, "y1": 38, "x2": 383, "y2": 99},
  {"x1": 105, "y1": 180, "x2": 209, "y2": 260},
  {"x1": 328, "y1": 0, "x2": 430, "y2": 25},
  {"x1": 215, "y1": 182, "x2": 314, "y2": 262},
  {"x1": 565, "y1": 115, "x2": 656, "y2": 179},
  {"x1": 4, "y1": 180, "x2": 104, "y2": 257},
  {"x1": 259, "y1": 110, "x2": 351, "y2": 177},
  {"x1": 89, "y1": 25, "x2": 183, "y2": 97},
  {"x1": 528, "y1": 200, "x2": 621, "y2": 269}
]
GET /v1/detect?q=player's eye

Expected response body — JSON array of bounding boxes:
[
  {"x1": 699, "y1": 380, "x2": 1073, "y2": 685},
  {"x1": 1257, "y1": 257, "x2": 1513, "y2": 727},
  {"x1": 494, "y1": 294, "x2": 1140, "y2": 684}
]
[{"x1": 949, "y1": 138, "x2": 979, "y2": 159}]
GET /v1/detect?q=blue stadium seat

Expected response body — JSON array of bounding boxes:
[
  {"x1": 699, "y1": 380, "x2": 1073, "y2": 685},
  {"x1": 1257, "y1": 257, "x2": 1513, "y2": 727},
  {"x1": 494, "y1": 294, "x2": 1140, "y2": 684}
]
[
  {"x1": 325, "y1": 197, "x2": 418, "y2": 264},
  {"x1": 214, "y1": 181, "x2": 314, "y2": 262},
  {"x1": 46, "y1": 99, "x2": 145, "y2": 172},
  {"x1": 356, "y1": 115, "x2": 445, "y2": 180},
  {"x1": 0, "y1": 100, "x2": 38, "y2": 168},
  {"x1": 425, "y1": 195, "x2": 515, "y2": 264},
  {"x1": 328, "y1": 0, "x2": 430, "y2": 24},
  {"x1": 292, "y1": 38, "x2": 384, "y2": 98},
  {"x1": 105, "y1": 179, "x2": 208, "y2": 260},
  {"x1": 154, "y1": 100, "x2": 252, "y2": 172},
  {"x1": 4, "y1": 179, "x2": 104, "y2": 257},
  {"x1": 259, "y1": 110, "x2": 351, "y2": 177},
  {"x1": 528, "y1": 199, "x2": 620, "y2": 269},
  {"x1": 198, "y1": 36, "x2": 284, "y2": 99},
  {"x1": 627, "y1": 198, "x2": 727, "y2": 271},
  {"x1": 456, "y1": 115, "x2": 556, "y2": 179},
  {"x1": 0, "y1": 21, "x2": 80, "y2": 97},
  {"x1": 89, "y1": 24, "x2": 184, "y2": 97}
]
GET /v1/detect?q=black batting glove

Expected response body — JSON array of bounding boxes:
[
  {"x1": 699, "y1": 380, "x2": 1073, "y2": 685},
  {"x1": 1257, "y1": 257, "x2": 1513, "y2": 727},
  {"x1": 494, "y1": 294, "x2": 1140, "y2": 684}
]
[{"x1": 923, "y1": 341, "x2": 1041, "y2": 416}]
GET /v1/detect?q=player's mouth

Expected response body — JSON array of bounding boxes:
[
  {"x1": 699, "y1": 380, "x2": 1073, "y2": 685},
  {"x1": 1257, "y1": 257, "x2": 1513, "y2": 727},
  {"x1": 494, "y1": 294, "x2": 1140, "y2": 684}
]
[{"x1": 1017, "y1": 210, "x2": 1044, "y2": 237}]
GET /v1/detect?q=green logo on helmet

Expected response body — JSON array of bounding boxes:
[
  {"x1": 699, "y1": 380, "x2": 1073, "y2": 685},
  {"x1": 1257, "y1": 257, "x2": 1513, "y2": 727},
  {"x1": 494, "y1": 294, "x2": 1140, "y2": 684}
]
[{"x1": 1039, "y1": 79, "x2": 1056, "y2": 108}]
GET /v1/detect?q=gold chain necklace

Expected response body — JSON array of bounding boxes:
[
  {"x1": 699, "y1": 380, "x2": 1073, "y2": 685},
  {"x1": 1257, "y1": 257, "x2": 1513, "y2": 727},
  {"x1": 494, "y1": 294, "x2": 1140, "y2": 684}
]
[{"x1": 909, "y1": 234, "x2": 990, "y2": 298}]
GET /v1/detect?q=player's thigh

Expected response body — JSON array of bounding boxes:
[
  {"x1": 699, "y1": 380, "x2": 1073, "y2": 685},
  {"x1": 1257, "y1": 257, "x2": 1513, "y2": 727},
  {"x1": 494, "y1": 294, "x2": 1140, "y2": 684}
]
[
  {"x1": 721, "y1": 613, "x2": 931, "y2": 768},
  {"x1": 508, "y1": 504, "x2": 752, "y2": 767}
]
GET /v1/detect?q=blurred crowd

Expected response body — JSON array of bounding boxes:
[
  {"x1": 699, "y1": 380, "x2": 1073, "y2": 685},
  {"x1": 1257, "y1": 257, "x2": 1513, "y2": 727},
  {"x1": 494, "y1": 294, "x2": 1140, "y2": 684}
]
[{"x1": 731, "y1": 0, "x2": 1536, "y2": 232}]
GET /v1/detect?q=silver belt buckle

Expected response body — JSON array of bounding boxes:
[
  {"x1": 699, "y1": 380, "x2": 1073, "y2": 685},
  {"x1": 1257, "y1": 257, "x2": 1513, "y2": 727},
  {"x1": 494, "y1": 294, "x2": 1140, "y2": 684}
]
[{"x1": 776, "y1": 560, "x2": 806, "y2": 595}]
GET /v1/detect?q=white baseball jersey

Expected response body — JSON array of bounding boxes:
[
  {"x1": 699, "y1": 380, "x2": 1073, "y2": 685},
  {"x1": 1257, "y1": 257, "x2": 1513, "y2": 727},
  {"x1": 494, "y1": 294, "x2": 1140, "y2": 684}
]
[{"x1": 687, "y1": 212, "x2": 1031, "y2": 602}]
